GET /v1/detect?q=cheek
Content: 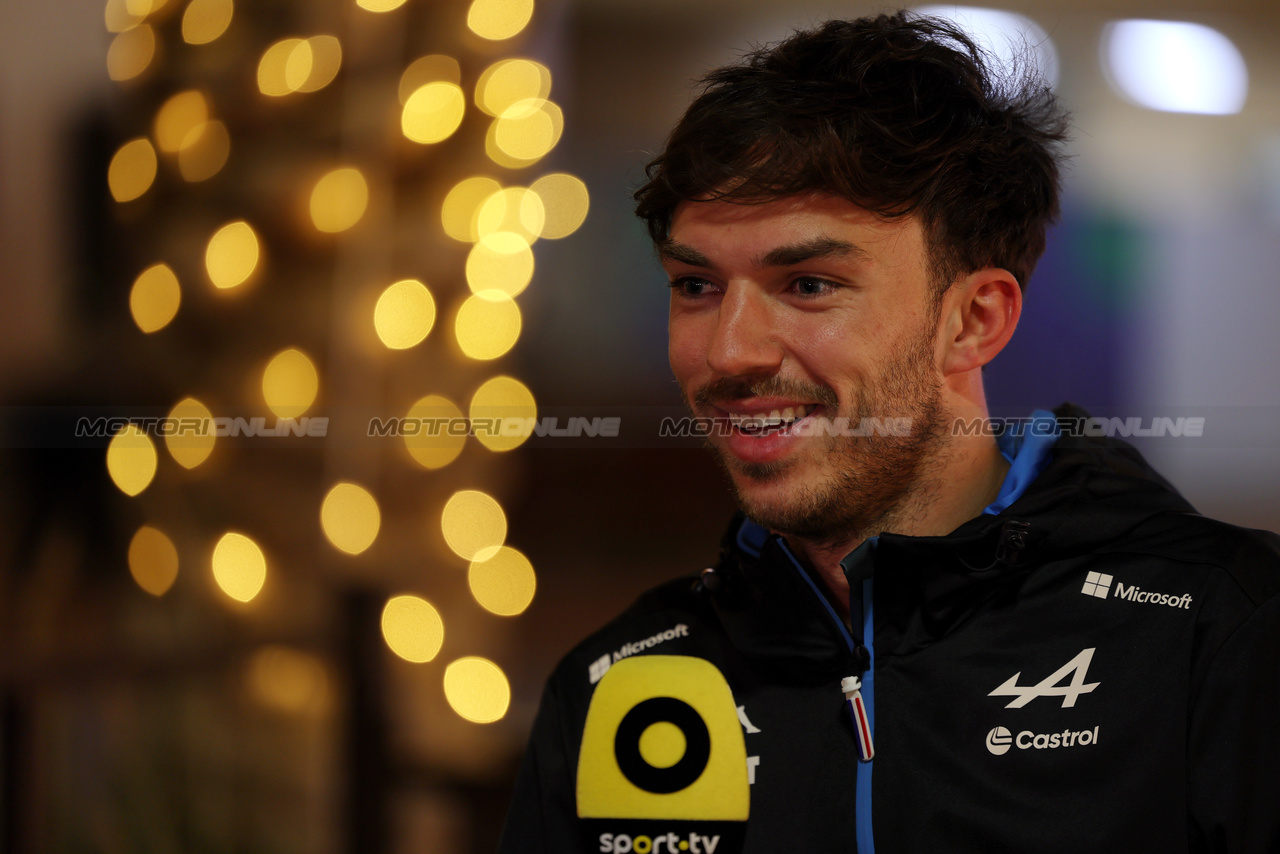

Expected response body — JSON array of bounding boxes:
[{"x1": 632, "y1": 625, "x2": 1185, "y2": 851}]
[{"x1": 667, "y1": 314, "x2": 708, "y2": 381}]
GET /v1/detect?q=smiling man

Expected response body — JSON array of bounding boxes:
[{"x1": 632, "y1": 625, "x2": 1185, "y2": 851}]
[{"x1": 500, "y1": 13, "x2": 1280, "y2": 853}]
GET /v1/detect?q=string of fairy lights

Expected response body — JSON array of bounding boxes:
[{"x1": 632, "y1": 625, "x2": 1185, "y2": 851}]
[{"x1": 100, "y1": 0, "x2": 588, "y2": 725}]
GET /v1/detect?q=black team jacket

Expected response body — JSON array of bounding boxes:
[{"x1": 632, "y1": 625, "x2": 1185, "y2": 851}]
[{"x1": 499, "y1": 412, "x2": 1280, "y2": 853}]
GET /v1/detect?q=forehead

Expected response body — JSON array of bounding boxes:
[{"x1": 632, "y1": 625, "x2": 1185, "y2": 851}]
[{"x1": 666, "y1": 194, "x2": 925, "y2": 265}]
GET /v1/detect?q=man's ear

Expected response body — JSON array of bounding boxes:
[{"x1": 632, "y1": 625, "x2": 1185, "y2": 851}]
[{"x1": 939, "y1": 268, "x2": 1022, "y2": 377}]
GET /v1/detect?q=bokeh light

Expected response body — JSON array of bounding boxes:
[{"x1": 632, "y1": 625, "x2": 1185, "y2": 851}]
[
  {"x1": 108, "y1": 137, "x2": 157, "y2": 202},
  {"x1": 381, "y1": 595, "x2": 444, "y2": 663},
  {"x1": 128, "y1": 525, "x2": 179, "y2": 597},
  {"x1": 178, "y1": 120, "x2": 230, "y2": 182},
  {"x1": 476, "y1": 58, "x2": 551, "y2": 116},
  {"x1": 528, "y1": 173, "x2": 589, "y2": 239},
  {"x1": 292, "y1": 36, "x2": 342, "y2": 93},
  {"x1": 258, "y1": 38, "x2": 305, "y2": 97},
  {"x1": 129, "y1": 263, "x2": 181, "y2": 333},
  {"x1": 468, "y1": 545, "x2": 535, "y2": 616},
  {"x1": 466, "y1": 0, "x2": 534, "y2": 41},
  {"x1": 915, "y1": 6, "x2": 1058, "y2": 88},
  {"x1": 107, "y1": 24, "x2": 156, "y2": 81},
  {"x1": 443, "y1": 657, "x2": 510, "y2": 723},
  {"x1": 165, "y1": 396, "x2": 216, "y2": 469},
  {"x1": 320, "y1": 482, "x2": 381, "y2": 555},
  {"x1": 105, "y1": 0, "x2": 145, "y2": 33},
  {"x1": 401, "y1": 82, "x2": 466, "y2": 144},
  {"x1": 477, "y1": 186, "x2": 543, "y2": 242},
  {"x1": 357, "y1": 0, "x2": 408, "y2": 11},
  {"x1": 205, "y1": 220, "x2": 260, "y2": 289},
  {"x1": 246, "y1": 646, "x2": 330, "y2": 715},
  {"x1": 374, "y1": 279, "x2": 436, "y2": 349},
  {"x1": 399, "y1": 54, "x2": 461, "y2": 103},
  {"x1": 441, "y1": 489, "x2": 507, "y2": 561},
  {"x1": 403, "y1": 395, "x2": 466, "y2": 469},
  {"x1": 465, "y1": 232, "x2": 534, "y2": 297},
  {"x1": 262, "y1": 348, "x2": 319, "y2": 418},
  {"x1": 491, "y1": 99, "x2": 563, "y2": 163},
  {"x1": 455, "y1": 290, "x2": 521, "y2": 360},
  {"x1": 212, "y1": 532, "x2": 267, "y2": 603},
  {"x1": 107, "y1": 423, "x2": 158, "y2": 496},
  {"x1": 442, "y1": 176, "x2": 502, "y2": 242},
  {"x1": 181, "y1": 0, "x2": 233, "y2": 45},
  {"x1": 470, "y1": 375, "x2": 537, "y2": 452},
  {"x1": 154, "y1": 90, "x2": 209, "y2": 153},
  {"x1": 310, "y1": 166, "x2": 369, "y2": 233},
  {"x1": 1103, "y1": 20, "x2": 1248, "y2": 115}
]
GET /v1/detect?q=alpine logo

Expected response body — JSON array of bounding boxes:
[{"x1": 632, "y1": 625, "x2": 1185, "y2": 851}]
[
  {"x1": 1081, "y1": 572, "x2": 1192, "y2": 609},
  {"x1": 988, "y1": 647, "x2": 1100, "y2": 709},
  {"x1": 986, "y1": 725, "x2": 1101, "y2": 755},
  {"x1": 587, "y1": 624, "x2": 691, "y2": 683}
]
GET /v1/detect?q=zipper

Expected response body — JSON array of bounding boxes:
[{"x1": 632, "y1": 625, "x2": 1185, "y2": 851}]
[{"x1": 842, "y1": 674, "x2": 875, "y2": 761}]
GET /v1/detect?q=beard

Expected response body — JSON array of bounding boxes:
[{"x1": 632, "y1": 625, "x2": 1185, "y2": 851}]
[{"x1": 694, "y1": 316, "x2": 948, "y2": 545}]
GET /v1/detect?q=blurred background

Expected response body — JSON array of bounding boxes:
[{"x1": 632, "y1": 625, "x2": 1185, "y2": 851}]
[{"x1": 1, "y1": 0, "x2": 1277, "y2": 851}]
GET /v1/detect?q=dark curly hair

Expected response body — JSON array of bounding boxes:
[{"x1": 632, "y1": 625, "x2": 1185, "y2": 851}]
[{"x1": 633, "y1": 12, "x2": 1070, "y2": 293}]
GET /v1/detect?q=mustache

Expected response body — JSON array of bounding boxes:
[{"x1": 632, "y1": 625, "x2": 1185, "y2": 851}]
[{"x1": 693, "y1": 376, "x2": 839, "y2": 410}]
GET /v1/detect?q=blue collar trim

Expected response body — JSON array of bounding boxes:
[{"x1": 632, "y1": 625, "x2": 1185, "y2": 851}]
[{"x1": 984, "y1": 408, "x2": 1059, "y2": 515}]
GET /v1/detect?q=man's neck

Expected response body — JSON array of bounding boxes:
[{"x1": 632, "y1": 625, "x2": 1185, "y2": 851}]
[{"x1": 780, "y1": 428, "x2": 1010, "y2": 618}]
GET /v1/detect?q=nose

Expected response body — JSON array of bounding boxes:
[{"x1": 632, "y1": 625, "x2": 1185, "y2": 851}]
[{"x1": 706, "y1": 284, "x2": 784, "y2": 377}]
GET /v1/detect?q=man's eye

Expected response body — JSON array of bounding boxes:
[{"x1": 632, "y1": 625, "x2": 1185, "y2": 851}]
[
  {"x1": 792, "y1": 277, "x2": 837, "y2": 296},
  {"x1": 669, "y1": 277, "x2": 714, "y2": 296}
]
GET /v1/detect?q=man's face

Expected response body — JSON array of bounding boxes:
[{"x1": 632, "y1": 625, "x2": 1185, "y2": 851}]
[{"x1": 664, "y1": 194, "x2": 950, "y2": 542}]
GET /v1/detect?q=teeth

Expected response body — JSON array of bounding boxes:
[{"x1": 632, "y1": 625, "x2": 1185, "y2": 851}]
[{"x1": 728, "y1": 405, "x2": 813, "y2": 433}]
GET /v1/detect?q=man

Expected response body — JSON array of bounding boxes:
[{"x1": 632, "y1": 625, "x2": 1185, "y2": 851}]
[{"x1": 500, "y1": 13, "x2": 1280, "y2": 853}]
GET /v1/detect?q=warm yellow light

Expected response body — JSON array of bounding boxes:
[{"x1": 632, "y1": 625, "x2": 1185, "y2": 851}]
[
  {"x1": 401, "y1": 82, "x2": 466, "y2": 144},
  {"x1": 205, "y1": 220, "x2": 260, "y2": 289},
  {"x1": 357, "y1": 0, "x2": 408, "y2": 11},
  {"x1": 181, "y1": 0, "x2": 233, "y2": 45},
  {"x1": 443, "y1": 657, "x2": 510, "y2": 723},
  {"x1": 441, "y1": 177, "x2": 502, "y2": 243},
  {"x1": 178, "y1": 120, "x2": 230, "y2": 182},
  {"x1": 403, "y1": 395, "x2": 466, "y2": 470},
  {"x1": 107, "y1": 25, "x2": 156, "y2": 81},
  {"x1": 470, "y1": 375, "x2": 536, "y2": 452},
  {"x1": 466, "y1": 0, "x2": 534, "y2": 41},
  {"x1": 165, "y1": 397, "x2": 215, "y2": 469},
  {"x1": 106, "y1": 423, "x2": 157, "y2": 496},
  {"x1": 154, "y1": 90, "x2": 209, "y2": 153},
  {"x1": 465, "y1": 232, "x2": 534, "y2": 297},
  {"x1": 456, "y1": 290, "x2": 521, "y2": 360},
  {"x1": 529, "y1": 173, "x2": 589, "y2": 239},
  {"x1": 381, "y1": 595, "x2": 444, "y2": 663},
  {"x1": 246, "y1": 646, "x2": 329, "y2": 715},
  {"x1": 310, "y1": 167, "x2": 368, "y2": 233},
  {"x1": 294, "y1": 36, "x2": 342, "y2": 93},
  {"x1": 108, "y1": 137, "x2": 157, "y2": 203},
  {"x1": 128, "y1": 525, "x2": 178, "y2": 596},
  {"x1": 129, "y1": 263, "x2": 180, "y2": 333},
  {"x1": 468, "y1": 545, "x2": 535, "y2": 616},
  {"x1": 492, "y1": 99, "x2": 563, "y2": 163},
  {"x1": 212, "y1": 532, "x2": 266, "y2": 603},
  {"x1": 441, "y1": 489, "x2": 507, "y2": 561},
  {"x1": 105, "y1": 0, "x2": 144, "y2": 33},
  {"x1": 399, "y1": 55, "x2": 461, "y2": 104},
  {"x1": 477, "y1": 187, "x2": 543, "y2": 242},
  {"x1": 374, "y1": 279, "x2": 436, "y2": 349},
  {"x1": 258, "y1": 38, "x2": 305, "y2": 97},
  {"x1": 476, "y1": 58, "x2": 550, "y2": 117},
  {"x1": 126, "y1": 0, "x2": 170, "y2": 16},
  {"x1": 321, "y1": 482, "x2": 381, "y2": 555},
  {"x1": 262, "y1": 348, "x2": 319, "y2": 418}
]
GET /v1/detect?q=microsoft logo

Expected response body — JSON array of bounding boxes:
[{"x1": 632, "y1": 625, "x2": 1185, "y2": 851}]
[
  {"x1": 588, "y1": 654, "x2": 611, "y2": 684},
  {"x1": 1081, "y1": 572, "x2": 1113, "y2": 599}
]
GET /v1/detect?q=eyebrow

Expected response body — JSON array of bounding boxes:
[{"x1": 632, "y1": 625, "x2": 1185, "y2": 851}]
[{"x1": 657, "y1": 236, "x2": 867, "y2": 269}]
